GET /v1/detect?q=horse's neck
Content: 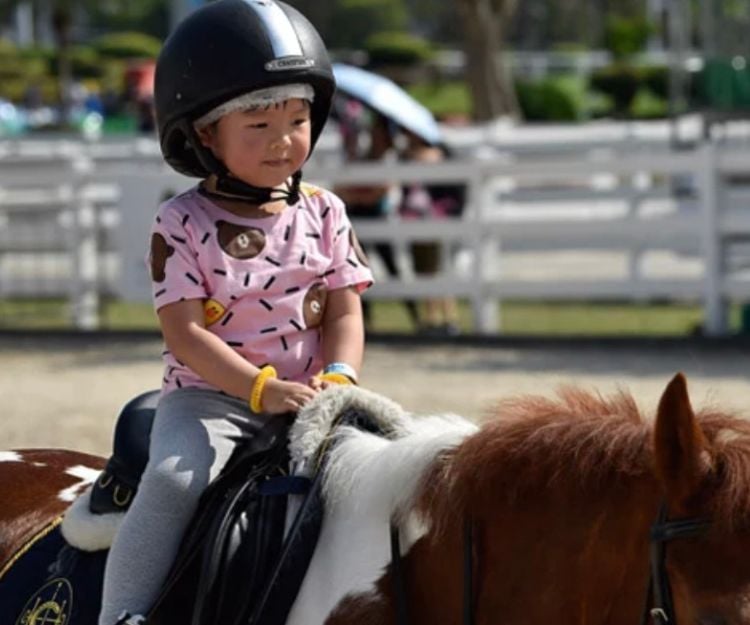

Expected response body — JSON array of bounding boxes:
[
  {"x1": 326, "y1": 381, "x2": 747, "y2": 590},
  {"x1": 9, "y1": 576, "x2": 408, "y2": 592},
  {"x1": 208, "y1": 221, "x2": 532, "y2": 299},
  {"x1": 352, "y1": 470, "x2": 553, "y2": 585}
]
[{"x1": 474, "y1": 478, "x2": 660, "y2": 624}]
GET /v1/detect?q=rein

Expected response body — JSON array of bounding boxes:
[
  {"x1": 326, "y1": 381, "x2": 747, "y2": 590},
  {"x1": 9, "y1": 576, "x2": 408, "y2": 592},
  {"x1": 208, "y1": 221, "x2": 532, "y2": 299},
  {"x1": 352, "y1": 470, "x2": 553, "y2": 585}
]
[
  {"x1": 390, "y1": 518, "x2": 476, "y2": 625},
  {"x1": 390, "y1": 503, "x2": 710, "y2": 625},
  {"x1": 640, "y1": 503, "x2": 710, "y2": 625}
]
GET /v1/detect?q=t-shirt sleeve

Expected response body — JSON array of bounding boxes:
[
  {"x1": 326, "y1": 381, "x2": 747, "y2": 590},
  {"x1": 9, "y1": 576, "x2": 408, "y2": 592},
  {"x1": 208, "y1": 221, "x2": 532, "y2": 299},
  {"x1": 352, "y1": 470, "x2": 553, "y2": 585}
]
[
  {"x1": 321, "y1": 191, "x2": 374, "y2": 293},
  {"x1": 146, "y1": 200, "x2": 207, "y2": 310}
]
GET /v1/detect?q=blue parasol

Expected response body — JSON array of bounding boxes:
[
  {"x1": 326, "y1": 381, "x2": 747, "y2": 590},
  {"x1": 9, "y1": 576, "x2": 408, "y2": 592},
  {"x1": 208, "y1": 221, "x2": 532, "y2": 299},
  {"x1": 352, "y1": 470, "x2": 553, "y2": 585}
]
[{"x1": 332, "y1": 63, "x2": 442, "y2": 146}]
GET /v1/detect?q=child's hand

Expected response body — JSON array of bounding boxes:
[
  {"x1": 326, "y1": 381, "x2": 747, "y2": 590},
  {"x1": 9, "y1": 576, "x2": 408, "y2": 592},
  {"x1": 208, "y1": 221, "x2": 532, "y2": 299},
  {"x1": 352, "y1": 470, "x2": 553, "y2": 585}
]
[
  {"x1": 308, "y1": 376, "x2": 325, "y2": 392},
  {"x1": 261, "y1": 378, "x2": 318, "y2": 413}
]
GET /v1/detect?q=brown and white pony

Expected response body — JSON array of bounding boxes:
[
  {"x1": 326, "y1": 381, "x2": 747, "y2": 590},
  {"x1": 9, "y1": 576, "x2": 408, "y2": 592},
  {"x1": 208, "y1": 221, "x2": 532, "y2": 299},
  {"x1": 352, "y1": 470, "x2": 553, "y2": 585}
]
[{"x1": 4, "y1": 373, "x2": 750, "y2": 624}]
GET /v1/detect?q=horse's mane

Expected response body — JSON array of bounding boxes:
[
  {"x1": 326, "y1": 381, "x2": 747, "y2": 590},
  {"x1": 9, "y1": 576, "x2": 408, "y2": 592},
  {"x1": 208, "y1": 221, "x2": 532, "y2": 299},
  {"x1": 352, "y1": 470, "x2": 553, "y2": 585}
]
[{"x1": 423, "y1": 386, "x2": 750, "y2": 532}]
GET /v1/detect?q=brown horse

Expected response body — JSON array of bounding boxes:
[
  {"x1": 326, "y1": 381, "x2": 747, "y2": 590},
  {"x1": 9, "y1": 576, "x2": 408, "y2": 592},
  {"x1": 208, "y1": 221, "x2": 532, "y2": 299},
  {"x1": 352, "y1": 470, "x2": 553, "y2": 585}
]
[{"x1": 3, "y1": 373, "x2": 750, "y2": 625}]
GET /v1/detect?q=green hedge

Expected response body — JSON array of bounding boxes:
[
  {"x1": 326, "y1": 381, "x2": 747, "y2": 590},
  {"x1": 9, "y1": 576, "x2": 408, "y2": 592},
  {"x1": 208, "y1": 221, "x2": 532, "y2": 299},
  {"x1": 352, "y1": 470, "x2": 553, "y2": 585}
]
[
  {"x1": 589, "y1": 64, "x2": 669, "y2": 117},
  {"x1": 516, "y1": 75, "x2": 589, "y2": 122},
  {"x1": 364, "y1": 31, "x2": 433, "y2": 66},
  {"x1": 92, "y1": 32, "x2": 162, "y2": 60}
]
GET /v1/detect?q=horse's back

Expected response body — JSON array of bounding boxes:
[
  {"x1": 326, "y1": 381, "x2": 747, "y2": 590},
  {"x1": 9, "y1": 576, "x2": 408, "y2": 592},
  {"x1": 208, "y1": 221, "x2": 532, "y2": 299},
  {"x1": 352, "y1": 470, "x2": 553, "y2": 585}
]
[{"x1": 0, "y1": 449, "x2": 104, "y2": 565}]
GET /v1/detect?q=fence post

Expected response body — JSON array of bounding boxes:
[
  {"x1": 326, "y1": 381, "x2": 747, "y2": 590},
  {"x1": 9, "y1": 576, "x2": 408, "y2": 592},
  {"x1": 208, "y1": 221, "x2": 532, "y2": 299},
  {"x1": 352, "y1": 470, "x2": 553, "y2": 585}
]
[
  {"x1": 469, "y1": 168, "x2": 498, "y2": 333},
  {"x1": 698, "y1": 141, "x2": 727, "y2": 336},
  {"x1": 68, "y1": 153, "x2": 100, "y2": 330}
]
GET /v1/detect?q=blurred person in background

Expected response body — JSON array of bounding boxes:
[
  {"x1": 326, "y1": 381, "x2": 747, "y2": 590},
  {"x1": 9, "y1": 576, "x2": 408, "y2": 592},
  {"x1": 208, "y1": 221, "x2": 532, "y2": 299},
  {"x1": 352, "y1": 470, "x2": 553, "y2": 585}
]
[
  {"x1": 334, "y1": 104, "x2": 420, "y2": 330},
  {"x1": 399, "y1": 131, "x2": 464, "y2": 336}
]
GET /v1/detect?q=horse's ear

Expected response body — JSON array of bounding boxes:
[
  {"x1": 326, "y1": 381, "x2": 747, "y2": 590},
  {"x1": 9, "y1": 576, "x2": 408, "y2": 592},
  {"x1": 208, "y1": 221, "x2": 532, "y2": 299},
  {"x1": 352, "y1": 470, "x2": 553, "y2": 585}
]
[{"x1": 654, "y1": 373, "x2": 708, "y2": 510}]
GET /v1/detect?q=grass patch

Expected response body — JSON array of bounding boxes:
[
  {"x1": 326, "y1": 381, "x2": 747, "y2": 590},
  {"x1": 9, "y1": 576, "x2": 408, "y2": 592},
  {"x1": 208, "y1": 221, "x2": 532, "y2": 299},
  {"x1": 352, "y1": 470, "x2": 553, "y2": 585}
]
[{"x1": 0, "y1": 298, "x2": 743, "y2": 336}]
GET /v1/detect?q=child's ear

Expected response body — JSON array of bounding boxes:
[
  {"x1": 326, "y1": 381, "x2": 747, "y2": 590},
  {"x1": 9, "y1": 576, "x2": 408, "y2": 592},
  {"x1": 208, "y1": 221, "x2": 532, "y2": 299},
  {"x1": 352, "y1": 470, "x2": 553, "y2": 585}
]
[{"x1": 195, "y1": 125, "x2": 215, "y2": 148}]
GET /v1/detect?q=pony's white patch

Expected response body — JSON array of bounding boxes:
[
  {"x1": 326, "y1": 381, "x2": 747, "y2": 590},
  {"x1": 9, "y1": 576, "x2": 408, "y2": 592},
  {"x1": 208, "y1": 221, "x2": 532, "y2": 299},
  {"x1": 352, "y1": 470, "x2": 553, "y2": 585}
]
[
  {"x1": 61, "y1": 486, "x2": 124, "y2": 551},
  {"x1": 0, "y1": 451, "x2": 23, "y2": 462},
  {"x1": 58, "y1": 465, "x2": 101, "y2": 502},
  {"x1": 32, "y1": 462, "x2": 47, "y2": 467},
  {"x1": 287, "y1": 399, "x2": 477, "y2": 625}
]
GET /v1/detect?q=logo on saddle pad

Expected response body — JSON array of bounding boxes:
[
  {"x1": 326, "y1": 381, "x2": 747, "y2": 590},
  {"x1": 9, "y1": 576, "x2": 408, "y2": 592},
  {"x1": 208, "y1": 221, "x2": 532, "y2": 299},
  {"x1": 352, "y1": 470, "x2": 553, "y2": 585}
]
[{"x1": 15, "y1": 578, "x2": 72, "y2": 625}]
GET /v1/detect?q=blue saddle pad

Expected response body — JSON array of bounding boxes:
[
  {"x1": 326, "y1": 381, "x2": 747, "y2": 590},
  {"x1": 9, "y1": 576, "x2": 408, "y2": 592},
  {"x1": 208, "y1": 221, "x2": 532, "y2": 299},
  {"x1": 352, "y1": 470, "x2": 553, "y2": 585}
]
[{"x1": 0, "y1": 521, "x2": 106, "y2": 625}]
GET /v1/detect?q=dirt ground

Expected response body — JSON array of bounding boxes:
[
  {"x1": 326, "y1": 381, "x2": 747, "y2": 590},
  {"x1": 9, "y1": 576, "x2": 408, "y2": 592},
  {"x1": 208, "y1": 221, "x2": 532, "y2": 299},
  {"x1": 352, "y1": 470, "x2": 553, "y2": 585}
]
[{"x1": 2, "y1": 335, "x2": 750, "y2": 458}]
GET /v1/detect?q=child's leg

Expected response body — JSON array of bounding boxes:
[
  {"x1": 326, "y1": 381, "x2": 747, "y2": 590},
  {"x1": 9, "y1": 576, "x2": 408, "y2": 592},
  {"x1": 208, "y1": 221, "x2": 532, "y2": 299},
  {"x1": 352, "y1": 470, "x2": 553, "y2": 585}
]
[{"x1": 98, "y1": 388, "x2": 267, "y2": 625}]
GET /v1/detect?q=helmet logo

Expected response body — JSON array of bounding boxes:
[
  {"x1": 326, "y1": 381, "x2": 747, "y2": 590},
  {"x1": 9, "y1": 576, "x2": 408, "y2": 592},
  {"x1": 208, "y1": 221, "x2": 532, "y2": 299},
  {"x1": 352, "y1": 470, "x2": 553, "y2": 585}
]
[{"x1": 266, "y1": 58, "x2": 315, "y2": 72}]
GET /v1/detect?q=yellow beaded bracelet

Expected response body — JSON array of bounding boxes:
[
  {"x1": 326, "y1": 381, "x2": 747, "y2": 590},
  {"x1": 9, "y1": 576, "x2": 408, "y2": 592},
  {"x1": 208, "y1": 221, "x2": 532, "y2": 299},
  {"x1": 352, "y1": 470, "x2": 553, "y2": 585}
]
[
  {"x1": 249, "y1": 365, "x2": 277, "y2": 413},
  {"x1": 320, "y1": 372, "x2": 354, "y2": 386}
]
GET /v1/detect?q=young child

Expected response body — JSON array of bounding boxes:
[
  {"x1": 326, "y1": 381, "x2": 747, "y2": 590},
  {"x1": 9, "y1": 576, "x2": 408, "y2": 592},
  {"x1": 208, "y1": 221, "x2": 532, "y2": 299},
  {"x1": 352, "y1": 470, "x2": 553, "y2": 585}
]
[{"x1": 100, "y1": 2, "x2": 373, "y2": 624}]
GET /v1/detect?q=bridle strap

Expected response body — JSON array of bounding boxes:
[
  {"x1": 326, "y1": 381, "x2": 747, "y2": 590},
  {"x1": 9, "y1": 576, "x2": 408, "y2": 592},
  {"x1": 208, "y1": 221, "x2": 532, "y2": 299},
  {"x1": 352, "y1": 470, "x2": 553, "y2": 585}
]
[
  {"x1": 390, "y1": 524, "x2": 411, "y2": 625},
  {"x1": 640, "y1": 503, "x2": 710, "y2": 625},
  {"x1": 463, "y1": 519, "x2": 476, "y2": 625},
  {"x1": 390, "y1": 519, "x2": 477, "y2": 625}
]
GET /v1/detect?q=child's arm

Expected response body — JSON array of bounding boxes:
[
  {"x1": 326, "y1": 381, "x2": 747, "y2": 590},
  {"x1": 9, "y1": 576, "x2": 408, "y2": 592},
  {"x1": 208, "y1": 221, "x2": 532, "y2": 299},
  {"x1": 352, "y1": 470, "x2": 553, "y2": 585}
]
[
  {"x1": 320, "y1": 285, "x2": 365, "y2": 377},
  {"x1": 158, "y1": 299, "x2": 317, "y2": 413}
]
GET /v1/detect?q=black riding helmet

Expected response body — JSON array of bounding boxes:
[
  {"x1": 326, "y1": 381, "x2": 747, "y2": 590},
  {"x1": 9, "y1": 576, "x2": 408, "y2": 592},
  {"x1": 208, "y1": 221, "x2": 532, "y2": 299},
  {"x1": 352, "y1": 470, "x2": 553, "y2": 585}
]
[{"x1": 155, "y1": 0, "x2": 335, "y2": 202}]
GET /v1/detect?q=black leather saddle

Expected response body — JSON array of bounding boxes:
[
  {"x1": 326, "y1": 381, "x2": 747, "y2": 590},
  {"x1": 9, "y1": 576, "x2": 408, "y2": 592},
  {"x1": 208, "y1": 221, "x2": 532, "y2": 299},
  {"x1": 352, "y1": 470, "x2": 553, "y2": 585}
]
[{"x1": 85, "y1": 390, "x2": 383, "y2": 625}]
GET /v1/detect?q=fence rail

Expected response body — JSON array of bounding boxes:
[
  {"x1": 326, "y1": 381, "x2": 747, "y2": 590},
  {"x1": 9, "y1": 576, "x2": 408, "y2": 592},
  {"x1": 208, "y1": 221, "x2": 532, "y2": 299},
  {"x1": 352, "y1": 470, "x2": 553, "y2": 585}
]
[{"x1": 1, "y1": 134, "x2": 749, "y2": 335}]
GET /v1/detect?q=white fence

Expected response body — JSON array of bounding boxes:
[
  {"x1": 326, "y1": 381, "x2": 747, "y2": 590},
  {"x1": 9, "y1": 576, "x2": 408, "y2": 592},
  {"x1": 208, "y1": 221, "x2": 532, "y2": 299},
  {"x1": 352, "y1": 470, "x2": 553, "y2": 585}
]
[{"x1": 2, "y1": 132, "x2": 750, "y2": 335}]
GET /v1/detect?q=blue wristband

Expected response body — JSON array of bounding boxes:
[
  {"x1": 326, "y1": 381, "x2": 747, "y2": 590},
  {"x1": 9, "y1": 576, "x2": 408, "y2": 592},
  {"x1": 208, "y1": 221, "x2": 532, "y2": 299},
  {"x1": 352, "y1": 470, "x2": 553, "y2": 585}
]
[{"x1": 323, "y1": 362, "x2": 358, "y2": 384}]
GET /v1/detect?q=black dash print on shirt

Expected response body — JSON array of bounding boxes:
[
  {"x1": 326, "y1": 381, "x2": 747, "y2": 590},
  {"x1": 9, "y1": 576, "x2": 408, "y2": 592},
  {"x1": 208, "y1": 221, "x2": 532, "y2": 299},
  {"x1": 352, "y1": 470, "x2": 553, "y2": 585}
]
[
  {"x1": 281, "y1": 336, "x2": 288, "y2": 351},
  {"x1": 259, "y1": 299, "x2": 273, "y2": 311},
  {"x1": 263, "y1": 276, "x2": 276, "y2": 290},
  {"x1": 347, "y1": 258, "x2": 358, "y2": 268},
  {"x1": 163, "y1": 377, "x2": 169, "y2": 385},
  {"x1": 155, "y1": 288, "x2": 167, "y2": 298},
  {"x1": 260, "y1": 326, "x2": 277, "y2": 334},
  {"x1": 161, "y1": 350, "x2": 169, "y2": 356},
  {"x1": 305, "y1": 232, "x2": 321, "y2": 239},
  {"x1": 186, "y1": 273, "x2": 199, "y2": 284},
  {"x1": 318, "y1": 269, "x2": 336, "y2": 278},
  {"x1": 304, "y1": 356, "x2": 313, "y2": 372},
  {"x1": 244, "y1": 273, "x2": 251, "y2": 287},
  {"x1": 284, "y1": 225, "x2": 291, "y2": 241},
  {"x1": 285, "y1": 286, "x2": 301, "y2": 294},
  {"x1": 300, "y1": 252, "x2": 307, "y2": 265},
  {"x1": 230, "y1": 295, "x2": 238, "y2": 301},
  {"x1": 156, "y1": 216, "x2": 162, "y2": 224},
  {"x1": 181, "y1": 214, "x2": 190, "y2": 226},
  {"x1": 221, "y1": 312, "x2": 234, "y2": 326},
  {"x1": 265, "y1": 256, "x2": 281, "y2": 267},
  {"x1": 227, "y1": 341, "x2": 243, "y2": 347},
  {"x1": 336, "y1": 226, "x2": 347, "y2": 236},
  {"x1": 176, "y1": 377, "x2": 183, "y2": 388},
  {"x1": 170, "y1": 234, "x2": 187, "y2": 244},
  {"x1": 201, "y1": 232, "x2": 210, "y2": 245},
  {"x1": 213, "y1": 269, "x2": 227, "y2": 276},
  {"x1": 321, "y1": 205, "x2": 331, "y2": 219},
  {"x1": 168, "y1": 367, "x2": 176, "y2": 375},
  {"x1": 289, "y1": 319, "x2": 303, "y2": 331}
]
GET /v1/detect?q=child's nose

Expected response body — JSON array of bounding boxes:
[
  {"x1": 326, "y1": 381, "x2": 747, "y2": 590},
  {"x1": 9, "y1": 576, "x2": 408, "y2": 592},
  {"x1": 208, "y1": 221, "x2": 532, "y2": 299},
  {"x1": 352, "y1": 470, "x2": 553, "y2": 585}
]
[{"x1": 269, "y1": 133, "x2": 292, "y2": 152}]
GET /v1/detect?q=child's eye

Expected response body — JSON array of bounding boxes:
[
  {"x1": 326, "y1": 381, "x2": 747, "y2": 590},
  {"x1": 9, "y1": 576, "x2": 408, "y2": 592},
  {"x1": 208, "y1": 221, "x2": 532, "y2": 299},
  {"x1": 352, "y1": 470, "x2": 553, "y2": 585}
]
[
  {"x1": 247, "y1": 123, "x2": 267, "y2": 129},
  {"x1": 294, "y1": 118, "x2": 310, "y2": 126}
]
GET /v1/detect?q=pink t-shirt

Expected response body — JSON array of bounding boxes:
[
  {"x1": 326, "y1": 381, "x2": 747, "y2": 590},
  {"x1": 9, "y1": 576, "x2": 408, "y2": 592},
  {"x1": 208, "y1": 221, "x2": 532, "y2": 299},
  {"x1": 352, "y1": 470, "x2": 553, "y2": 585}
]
[{"x1": 147, "y1": 183, "x2": 373, "y2": 394}]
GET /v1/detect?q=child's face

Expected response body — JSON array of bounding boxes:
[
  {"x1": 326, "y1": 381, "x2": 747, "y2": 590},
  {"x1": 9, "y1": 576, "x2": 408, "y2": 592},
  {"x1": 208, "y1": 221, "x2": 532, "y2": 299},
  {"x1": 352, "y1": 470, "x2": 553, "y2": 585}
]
[{"x1": 198, "y1": 98, "x2": 311, "y2": 189}]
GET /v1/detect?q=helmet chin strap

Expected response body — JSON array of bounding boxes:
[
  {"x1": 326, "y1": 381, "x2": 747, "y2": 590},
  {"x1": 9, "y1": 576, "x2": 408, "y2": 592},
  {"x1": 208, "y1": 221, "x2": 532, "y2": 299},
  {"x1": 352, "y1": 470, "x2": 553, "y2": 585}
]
[{"x1": 211, "y1": 169, "x2": 302, "y2": 206}]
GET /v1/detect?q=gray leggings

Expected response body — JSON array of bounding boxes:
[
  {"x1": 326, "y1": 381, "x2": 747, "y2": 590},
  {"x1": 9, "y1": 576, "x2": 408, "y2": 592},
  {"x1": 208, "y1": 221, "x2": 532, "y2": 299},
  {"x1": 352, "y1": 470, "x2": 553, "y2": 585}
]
[{"x1": 98, "y1": 387, "x2": 272, "y2": 625}]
